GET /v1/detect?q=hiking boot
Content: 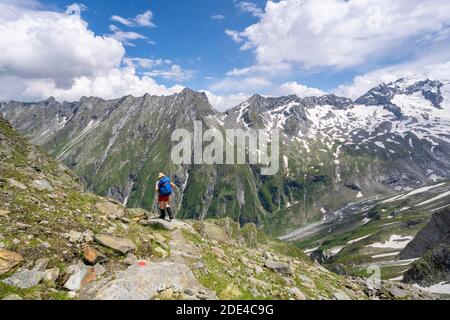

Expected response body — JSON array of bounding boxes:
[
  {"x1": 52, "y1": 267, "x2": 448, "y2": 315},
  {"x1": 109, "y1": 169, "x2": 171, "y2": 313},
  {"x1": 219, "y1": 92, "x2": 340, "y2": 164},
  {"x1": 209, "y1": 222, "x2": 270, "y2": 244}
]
[
  {"x1": 166, "y1": 207, "x2": 174, "y2": 221},
  {"x1": 159, "y1": 208, "x2": 166, "y2": 220}
]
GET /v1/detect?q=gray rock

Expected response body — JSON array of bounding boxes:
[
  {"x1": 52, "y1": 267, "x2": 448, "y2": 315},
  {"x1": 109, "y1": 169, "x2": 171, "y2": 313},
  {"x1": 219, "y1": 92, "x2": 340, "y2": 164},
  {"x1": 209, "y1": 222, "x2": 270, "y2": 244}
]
[
  {"x1": 2, "y1": 269, "x2": 44, "y2": 289},
  {"x1": 264, "y1": 260, "x2": 293, "y2": 276},
  {"x1": 93, "y1": 261, "x2": 216, "y2": 300},
  {"x1": 6, "y1": 178, "x2": 27, "y2": 190},
  {"x1": 82, "y1": 230, "x2": 95, "y2": 243},
  {"x1": 123, "y1": 253, "x2": 137, "y2": 265},
  {"x1": 139, "y1": 219, "x2": 175, "y2": 231},
  {"x1": 298, "y1": 274, "x2": 316, "y2": 289},
  {"x1": 333, "y1": 291, "x2": 351, "y2": 300},
  {"x1": 183, "y1": 289, "x2": 194, "y2": 296},
  {"x1": 43, "y1": 268, "x2": 60, "y2": 283},
  {"x1": 69, "y1": 230, "x2": 83, "y2": 243},
  {"x1": 64, "y1": 263, "x2": 96, "y2": 292},
  {"x1": 31, "y1": 179, "x2": 53, "y2": 192},
  {"x1": 289, "y1": 287, "x2": 307, "y2": 300},
  {"x1": 33, "y1": 258, "x2": 50, "y2": 272},
  {"x1": 94, "y1": 263, "x2": 107, "y2": 277},
  {"x1": 2, "y1": 294, "x2": 23, "y2": 300},
  {"x1": 390, "y1": 286, "x2": 408, "y2": 299},
  {"x1": 94, "y1": 234, "x2": 135, "y2": 255}
]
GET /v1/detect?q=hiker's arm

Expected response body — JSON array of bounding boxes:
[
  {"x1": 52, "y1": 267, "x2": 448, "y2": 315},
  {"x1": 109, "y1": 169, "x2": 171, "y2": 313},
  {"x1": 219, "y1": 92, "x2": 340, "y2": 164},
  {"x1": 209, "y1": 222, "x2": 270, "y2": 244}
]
[{"x1": 171, "y1": 183, "x2": 176, "y2": 190}]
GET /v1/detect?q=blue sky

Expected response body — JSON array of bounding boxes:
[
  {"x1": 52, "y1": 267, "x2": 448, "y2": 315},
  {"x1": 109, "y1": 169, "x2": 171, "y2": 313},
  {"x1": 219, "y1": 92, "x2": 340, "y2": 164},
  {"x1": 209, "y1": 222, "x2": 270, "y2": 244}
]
[
  {"x1": 44, "y1": 0, "x2": 271, "y2": 90},
  {"x1": 1, "y1": 0, "x2": 450, "y2": 110}
]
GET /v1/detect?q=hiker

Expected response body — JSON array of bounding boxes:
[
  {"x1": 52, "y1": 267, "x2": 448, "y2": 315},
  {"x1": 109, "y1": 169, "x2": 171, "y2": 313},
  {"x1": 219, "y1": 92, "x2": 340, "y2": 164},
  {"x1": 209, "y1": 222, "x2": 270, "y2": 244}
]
[{"x1": 155, "y1": 172, "x2": 176, "y2": 220}]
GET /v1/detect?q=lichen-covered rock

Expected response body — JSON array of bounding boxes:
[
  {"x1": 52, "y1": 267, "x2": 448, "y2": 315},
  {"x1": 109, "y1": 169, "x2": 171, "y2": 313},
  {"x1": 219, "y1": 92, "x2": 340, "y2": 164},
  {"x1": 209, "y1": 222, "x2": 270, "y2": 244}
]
[
  {"x1": 2, "y1": 269, "x2": 44, "y2": 289},
  {"x1": 83, "y1": 245, "x2": 107, "y2": 265},
  {"x1": 264, "y1": 260, "x2": 293, "y2": 275},
  {"x1": 194, "y1": 221, "x2": 229, "y2": 243},
  {"x1": 94, "y1": 234, "x2": 135, "y2": 255},
  {"x1": 31, "y1": 179, "x2": 53, "y2": 192},
  {"x1": 91, "y1": 261, "x2": 216, "y2": 300},
  {"x1": 95, "y1": 201, "x2": 125, "y2": 218},
  {"x1": 64, "y1": 263, "x2": 97, "y2": 292},
  {"x1": 0, "y1": 249, "x2": 23, "y2": 275}
]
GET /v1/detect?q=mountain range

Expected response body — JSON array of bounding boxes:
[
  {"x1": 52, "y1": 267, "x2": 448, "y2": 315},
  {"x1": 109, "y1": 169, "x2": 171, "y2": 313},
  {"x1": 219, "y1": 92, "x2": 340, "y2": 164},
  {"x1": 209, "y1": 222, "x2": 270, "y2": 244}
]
[{"x1": 1, "y1": 77, "x2": 449, "y2": 237}]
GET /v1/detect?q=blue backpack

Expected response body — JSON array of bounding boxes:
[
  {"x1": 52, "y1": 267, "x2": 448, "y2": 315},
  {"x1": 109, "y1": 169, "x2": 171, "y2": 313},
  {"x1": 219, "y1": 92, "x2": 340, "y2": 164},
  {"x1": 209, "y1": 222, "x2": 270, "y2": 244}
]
[{"x1": 158, "y1": 176, "x2": 172, "y2": 196}]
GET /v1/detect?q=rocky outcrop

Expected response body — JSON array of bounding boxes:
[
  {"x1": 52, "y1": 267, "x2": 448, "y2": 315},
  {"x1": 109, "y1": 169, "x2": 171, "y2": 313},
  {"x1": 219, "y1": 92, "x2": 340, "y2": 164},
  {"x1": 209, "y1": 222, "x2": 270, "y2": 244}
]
[
  {"x1": 89, "y1": 261, "x2": 216, "y2": 300},
  {"x1": 400, "y1": 208, "x2": 450, "y2": 287},
  {"x1": 403, "y1": 244, "x2": 450, "y2": 286},
  {"x1": 94, "y1": 235, "x2": 135, "y2": 255},
  {"x1": 400, "y1": 208, "x2": 450, "y2": 260}
]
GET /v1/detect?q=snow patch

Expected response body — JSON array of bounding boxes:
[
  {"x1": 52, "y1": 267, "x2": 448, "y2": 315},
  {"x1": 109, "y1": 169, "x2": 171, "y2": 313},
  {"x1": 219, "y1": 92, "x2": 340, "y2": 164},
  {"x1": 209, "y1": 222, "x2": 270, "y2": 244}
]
[
  {"x1": 367, "y1": 235, "x2": 413, "y2": 249},
  {"x1": 371, "y1": 252, "x2": 400, "y2": 259}
]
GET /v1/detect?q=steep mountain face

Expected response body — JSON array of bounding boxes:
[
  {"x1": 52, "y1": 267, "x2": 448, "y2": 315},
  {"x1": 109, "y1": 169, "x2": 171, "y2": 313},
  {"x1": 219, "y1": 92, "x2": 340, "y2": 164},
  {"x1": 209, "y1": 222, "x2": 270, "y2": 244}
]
[
  {"x1": 400, "y1": 207, "x2": 450, "y2": 260},
  {"x1": 3, "y1": 113, "x2": 439, "y2": 300},
  {"x1": 1, "y1": 77, "x2": 450, "y2": 235},
  {"x1": 401, "y1": 208, "x2": 450, "y2": 288}
]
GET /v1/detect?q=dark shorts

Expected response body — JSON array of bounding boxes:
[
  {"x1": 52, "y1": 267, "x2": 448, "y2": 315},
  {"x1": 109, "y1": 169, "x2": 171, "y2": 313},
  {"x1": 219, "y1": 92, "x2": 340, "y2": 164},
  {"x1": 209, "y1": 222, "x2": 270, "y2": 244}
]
[{"x1": 158, "y1": 195, "x2": 170, "y2": 202}]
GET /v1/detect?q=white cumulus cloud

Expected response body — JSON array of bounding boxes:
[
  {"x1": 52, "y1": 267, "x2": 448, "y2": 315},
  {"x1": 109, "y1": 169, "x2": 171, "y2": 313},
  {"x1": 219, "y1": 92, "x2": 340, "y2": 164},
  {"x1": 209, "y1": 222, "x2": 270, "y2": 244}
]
[
  {"x1": 111, "y1": 10, "x2": 155, "y2": 28},
  {"x1": 234, "y1": 0, "x2": 450, "y2": 69},
  {"x1": 0, "y1": 2, "x2": 182, "y2": 102}
]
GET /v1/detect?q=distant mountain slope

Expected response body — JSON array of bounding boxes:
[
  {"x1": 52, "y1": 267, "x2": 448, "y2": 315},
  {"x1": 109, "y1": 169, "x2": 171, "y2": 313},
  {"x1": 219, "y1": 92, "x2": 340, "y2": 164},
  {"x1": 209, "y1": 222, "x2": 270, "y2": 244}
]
[
  {"x1": 286, "y1": 179, "x2": 449, "y2": 286},
  {"x1": 1, "y1": 77, "x2": 450, "y2": 235},
  {"x1": 401, "y1": 208, "x2": 450, "y2": 289},
  {"x1": 400, "y1": 207, "x2": 450, "y2": 260}
]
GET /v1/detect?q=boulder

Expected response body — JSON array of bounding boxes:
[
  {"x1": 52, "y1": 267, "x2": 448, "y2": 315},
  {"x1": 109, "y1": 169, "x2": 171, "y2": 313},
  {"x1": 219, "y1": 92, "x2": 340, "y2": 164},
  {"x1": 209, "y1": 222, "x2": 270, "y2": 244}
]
[
  {"x1": 33, "y1": 258, "x2": 50, "y2": 272},
  {"x1": 2, "y1": 269, "x2": 44, "y2": 289},
  {"x1": 264, "y1": 260, "x2": 293, "y2": 276},
  {"x1": 2, "y1": 294, "x2": 23, "y2": 300},
  {"x1": 154, "y1": 247, "x2": 169, "y2": 259},
  {"x1": 194, "y1": 221, "x2": 229, "y2": 243},
  {"x1": 94, "y1": 234, "x2": 135, "y2": 255},
  {"x1": 64, "y1": 263, "x2": 96, "y2": 292},
  {"x1": 6, "y1": 178, "x2": 27, "y2": 190},
  {"x1": 127, "y1": 208, "x2": 147, "y2": 220},
  {"x1": 123, "y1": 253, "x2": 137, "y2": 265},
  {"x1": 0, "y1": 249, "x2": 23, "y2": 275},
  {"x1": 95, "y1": 202, "x2": 125, "y2": 218},
  {"x1": 94, "y1": 263, "x2": 107, "y2": 277},
  {"x1": 139, "y1": 219, "x2": 175, "y2": 231},
  {"x1": 68, "y1": 230, "x2": 82, "y2": 243},
  {"x1": 333, "y1": 291, "x2": 351, "y2": 300},
  {"x1": 43, "y1": 268, "x2": 60, "y2": 283},
  {"x1": 92, "y1": 261, "x2": 215, "y2": 300},
  {"x1": 83, "y1": 245, "x2": 107, "y2": 265},
  {"x1": 31, "y1": 179, "x2": 53, "y2": 192},
  {"x1": 298, "y1": 274, "x2": 316, "y2": 289},
  {"x1": 289, "y1": 287, "x2": 307, "y2": 300}
]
